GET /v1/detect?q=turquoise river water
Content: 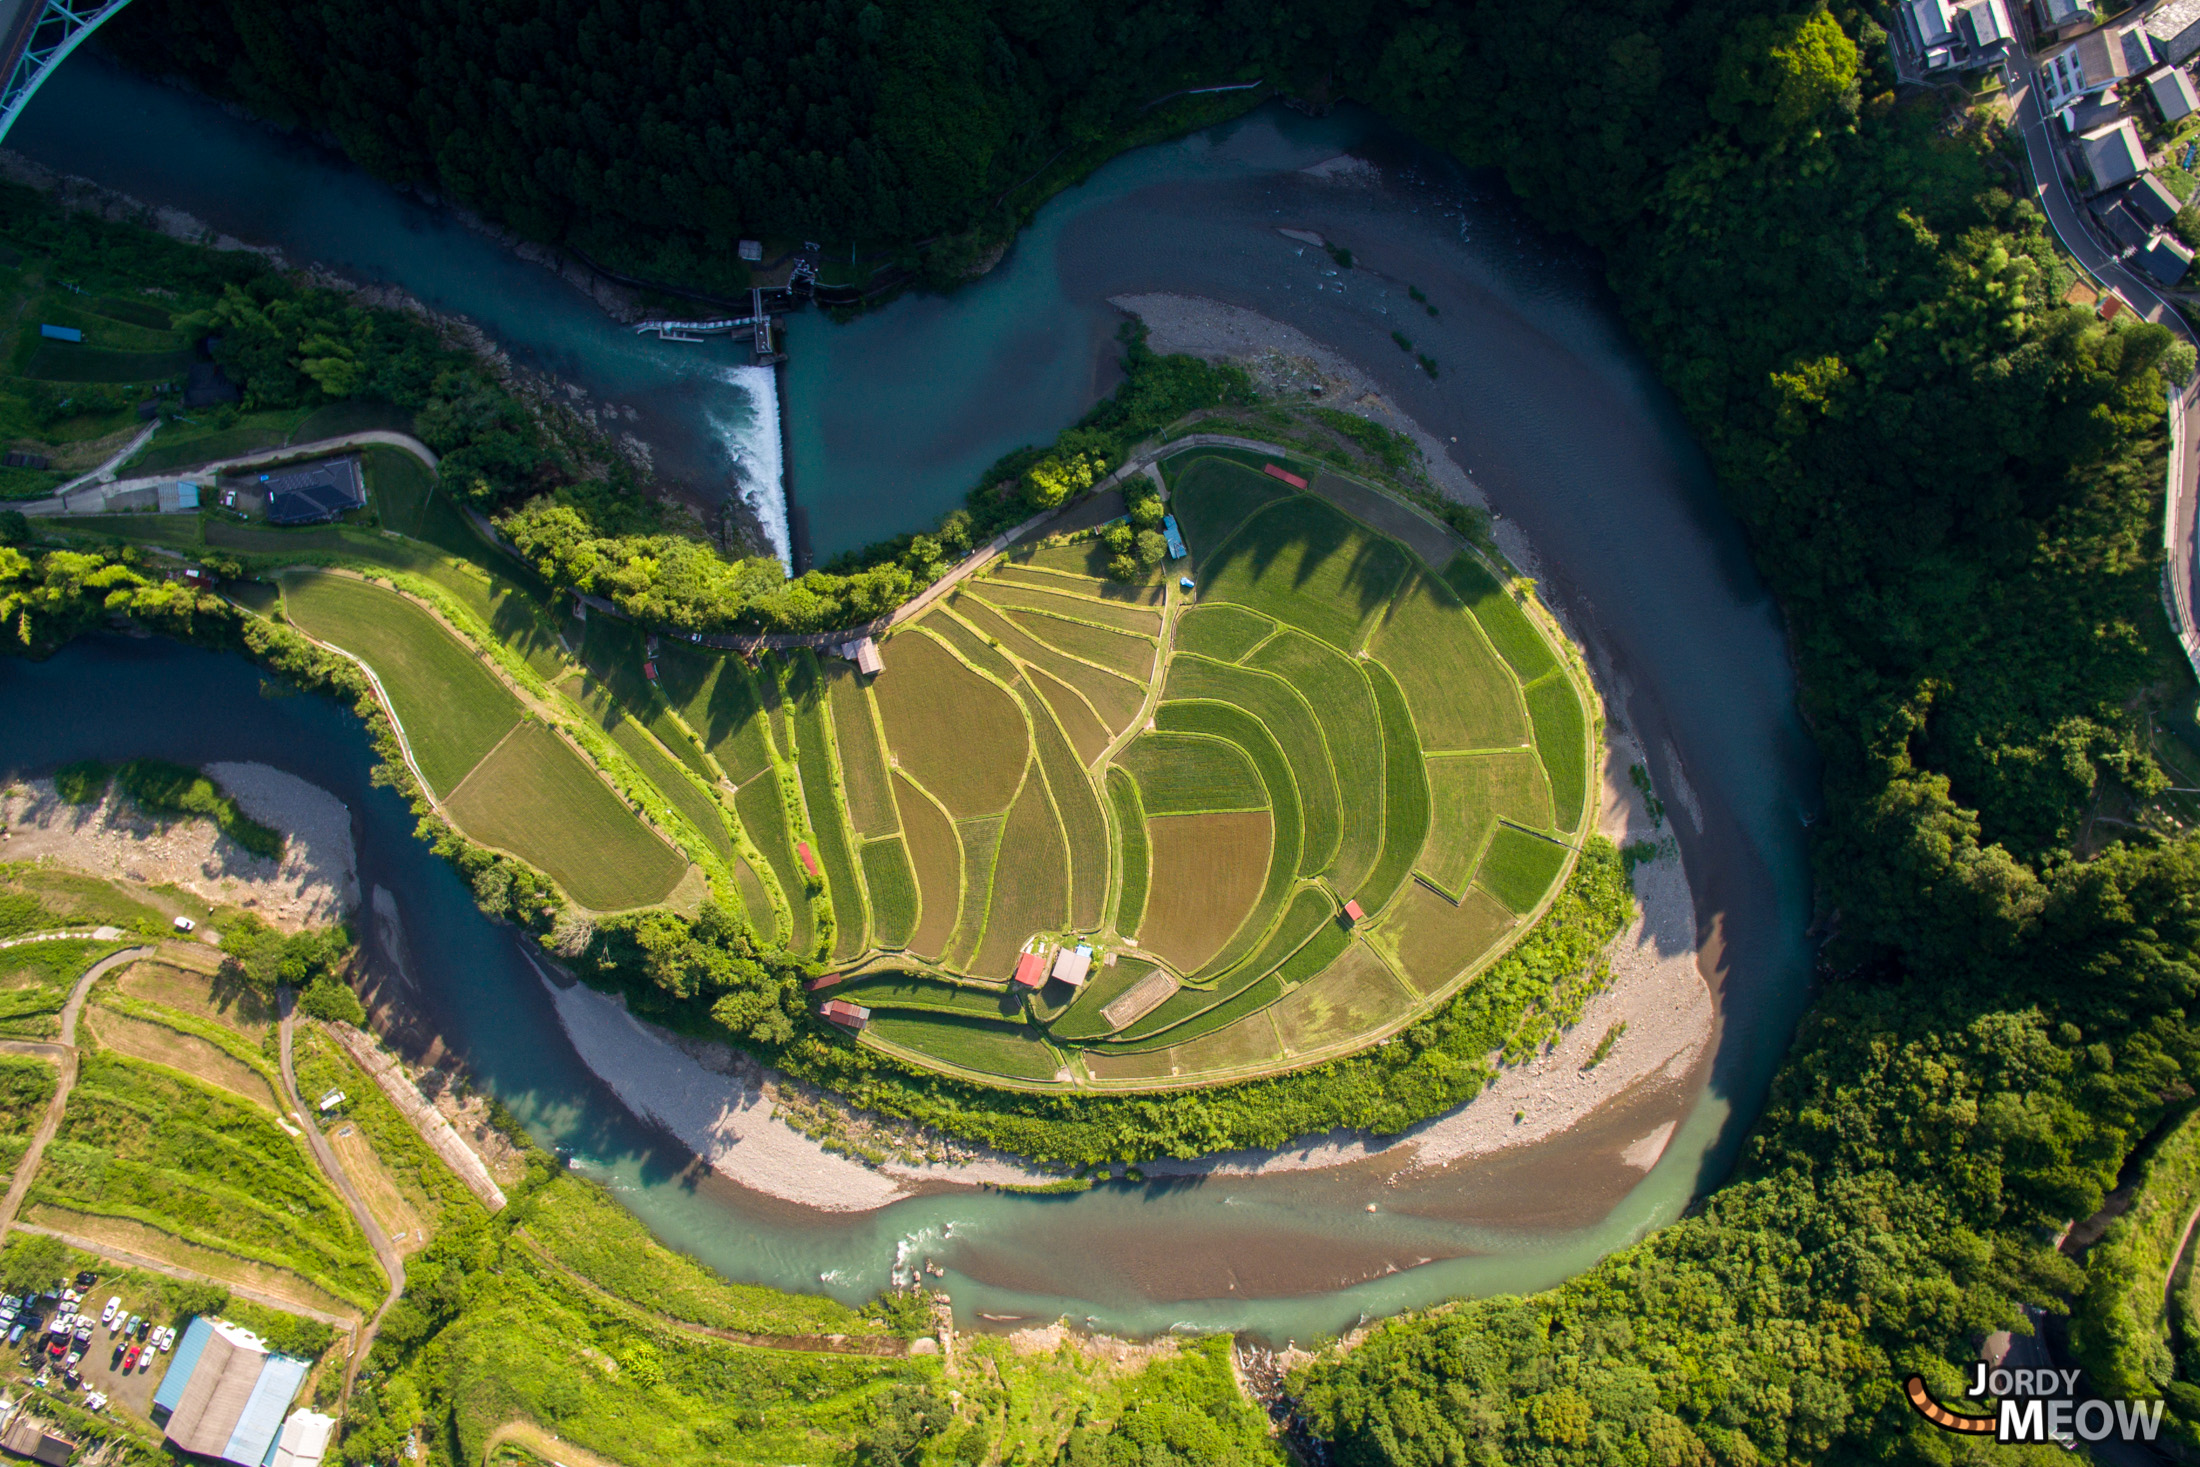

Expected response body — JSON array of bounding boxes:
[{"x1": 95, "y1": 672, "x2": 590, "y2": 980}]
[{"x1": 0, "y1": 59, "x2": 1818, "y2": 1342}]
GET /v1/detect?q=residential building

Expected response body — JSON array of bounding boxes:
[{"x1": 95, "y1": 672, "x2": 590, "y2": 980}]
[
  {"x1": 2080, "y1": 118, "x2": 2149, "y2": 191},
  {"x1": 2037, "y1": 0, "x2": 2099, "y2": 41},
  {"x1": 255, "y1": 456, "x2": 365, "y2": 527},
  {"x1": 2149, "y1": 64, "x2": 2200, "y2": 123},
  {"x1": 2125, "y1": 172, "x2": 2184, "y2": 228},
  {"x1": 2150, "y1": 0, "x2": 2200, "y2": 64},
  {"x1": 2100, "y1": 198, "x2": 2155, "y2": 251},
  {"x1": 0, "y1": 1418, "x2": 73, "y2": 1467},
  {"x1": 153, "y1": 1318, "x2": 310, "y2": 1467},
  {"x1": 2062, "y1": 85, "x2": 2124, "y2": 133},
  {"x1": 2042, "y1": 24, "x2": 2159, "y2": 107},
  {"x1": 2145, "y1": 231, "x2": 2196, "y2": 283}
]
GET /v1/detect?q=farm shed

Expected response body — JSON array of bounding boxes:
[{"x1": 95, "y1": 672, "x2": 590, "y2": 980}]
[
  {"x1": 0, "y1": 1419, "x2": 74, "y2": 1466},
  {"x1": 842, "y1": 636, "x2": 884, "y2": 675},
  {"x1": 1162, "y1": 514, "x2": 1188, "y2": 559},
  {"x1": 1262, "y1": 462, "x2": 1309, "y2": 489},
  {"x1": 1342, "y1": 899, "x2": 1365, "y2": 924},
  {"x1": 1051, "y1": 945, "x2": 1094, "y2": 987},
  {"x1": 820, "y1": 999, "x2": 871, "y2": 1029},
  {"x1": 154, "y1": 1318, "x2": 310, "y2": 1467},
  {"x1": 1012, "y1": 950, "x2": 1049, "y2": 988}
]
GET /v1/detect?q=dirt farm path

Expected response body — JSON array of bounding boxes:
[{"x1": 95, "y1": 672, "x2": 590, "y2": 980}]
[{"x1": 276, "y1": 991, "x2": 404, "y2": 1410}]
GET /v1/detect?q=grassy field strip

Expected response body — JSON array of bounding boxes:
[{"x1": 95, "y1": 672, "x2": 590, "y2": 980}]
[
  {"x1": 1135, "y1": 811, "x2": 1273, "y2": 973},
  {"x1": 892, "y1": 774, "x2": 962, "y2": 960},
  {"x1": 1174, "y1": 603, "x2": 1274, "y2": 662},
  {"x1": 1105, "y1": 768, "x2": 1151, "y2": 937},
  {"x1": 787, "y1": 653, "x2": 871, "y2": 961},
  {"x1": 18, "y1": 1210, "x2": 363, "y2": 1325},
  {"x1": 442, "y1": 720, "x2": 687, "y2": 912},
  {"x1": 601, "y1": 710, "x2": 739, "y2": 869},
  {"x1": 1163, "y1": 654, "x2": 1341, "y2": 875},
  {"x1": 945, "y1": 596, "x2": 1142, "y2": 748},
  {"x1": 863, "y1": 1012, "x2": 1066, "y2": 1085},
  {"x1": 1115, "y1": 731, "x2": 1267, "y2": 814},
  {"x1": 970, "y1": 769, "x2": 1071, "y2": 978},
  {"x1": 1372, "y1": 883, "x2": 1516, "y2": 996},
  {"x1": 1355, "y1": 661, "x2": 1433, "y2": 919},
  {"x1": 1244, "y1": 628, "x2": 1388, "y2": 895},
  {"x1": 872, "y1": 628, "x2": 1031, "y2": 819},
  {"x1": 86, "y1": 995, "x2": 282, "y2": 1110},
  {"x1": 323, "y1": 1021, "x2": 506, "y2": 1211},
  {"x1": 1153, "y1": 701, "x2": 1303, "y2": 978},
  {"x1": 1369, "y1": 568, "x2": 1532, "y2": 754},
  {"x1": 1418, "y1": 751, "x2": 1554, "y2": 901},
  {"x1": 943, "y1": 815, "x2": 1005, "y2": 970},
  {"x1": 1022, "y1": 679, "x2": 1110, "y2": 931},
  {"x1": 858, "y1": 837, "x2": 919, "y2": 949},
  {"x1": 1523, "y1": 669, "x2": 1591, "y2": 831},
  {"x1": 291, "y1": 1025, "x2": 487, "y2": 1244},
  {"x1": 996, "y1": 606, "x2": 1158, "y2": 682},
  {"x1": 572, "y1": 616, "x2": 718, "y2": 780},
  {"x1": 837, "y1": 975, "x2": 1021, "y2": 1020},
  {"x1": 1194, "y1": 489, "x2": 1407, "y2": 654},
  {"x1": 735, "y1": 766, "x2": 814, "y2": 956},
  {"x1": 280, "y1": 571, "x2": 520, "y2": 795},
  {"x1": 1006, "y1": 540, "x2": 1170, "y2": 598},
  {"x1": 970, "y1": 581, "x2": 1163, "y2": 638},
  {"x1": 1104, "y1": 890, "x2": 1339, "y2": 1048},
  {"x1": 1269, "y1": 941, "x2": 1419, "y2": 1057},
  {"x1": 1440, "y1": 552, "x2": 1561, "y2": 684},
  {"x1": 1023, "y1": 662, "x2": 1117, "y2": 766},
  {"x1": 826, "y1": 663, "x2": 899, "y2": 838},
  {"x1": 1477, "y1": 824, "x2": 1575, "y2": 913},
  {"x1": 656, "y1": 645, "x2": 776, "y2": 784},
  {"x1": 1165, "y1": 454, "x2": 1292, "y2": 557}
]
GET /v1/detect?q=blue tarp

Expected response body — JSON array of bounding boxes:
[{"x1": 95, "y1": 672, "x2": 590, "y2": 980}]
[
  {"x1": 227, "y1": 1353, "x2": 308, "y2": 1467},
  {"x1": 1162, "y1": 514, "x2": 1187, "y2": 560},
  {"x1": 37, "y1": 325, "x2": 81, "y2": 343},
  {"x1": 153, "y1": 1317, "x2": 213, "y2": 1413}
]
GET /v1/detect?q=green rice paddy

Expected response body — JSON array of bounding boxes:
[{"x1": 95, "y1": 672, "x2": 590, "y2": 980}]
[{"x1": 252, "y1": 437, "x2": 1592, "y2": 1092}]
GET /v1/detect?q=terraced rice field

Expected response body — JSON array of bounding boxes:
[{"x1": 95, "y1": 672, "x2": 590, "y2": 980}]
[
  {"x1": 329, "y1": 438, "x2": 1592, "y2": 1090},
  {"x1": 283, "y1": 572, "x2": 687, "y2": 911}
]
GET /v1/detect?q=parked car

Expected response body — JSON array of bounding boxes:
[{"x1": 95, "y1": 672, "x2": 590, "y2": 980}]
[
  {"x1": 97, "y1": 1297, "x2": 116, "y2": 1326},
  {"x1": 61, "y1": 1369, "x2": 78, "y2": 1389},
  {"x1": 74, "y1": 1322, "x2": 92, "y2": 1344},
  {"x1": 122, "y1": 1313, "x2": 138, "y2": 1337},
  {"x1": 64, "y1": 1349, "x2": 80, "y2": 1367},
  {"x1": 73, "y1": 1272, "x2": 94, "y2": 1288},
  {"x1": 171, "y1": 916, "x2": 195, "y2": 933},
  {"x1": 83, "y1": 1391, "x2": 105, "y2": 1411},
  {"x1": 9, "y1": 1325, "x2": 24, "y2": 1346},
  {"x1": 120, "y1": 1345, "x2": 138, "y2": 1371},
  {"x1": 157, "y1": 1327, "x2": 174, "y2": 1352}
]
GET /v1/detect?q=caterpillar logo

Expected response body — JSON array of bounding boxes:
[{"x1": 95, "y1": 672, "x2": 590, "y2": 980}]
[{"x1": 1904, "y1": 1364, "x2": 2167, "y2": 1445}]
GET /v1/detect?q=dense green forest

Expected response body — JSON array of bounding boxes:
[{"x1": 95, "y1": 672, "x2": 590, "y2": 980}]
[{"x1": 62, "y1": 0, "x2": 2200, "y2": 1460}]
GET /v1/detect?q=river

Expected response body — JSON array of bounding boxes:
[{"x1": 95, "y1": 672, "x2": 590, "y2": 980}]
[{"x1": 1, "y1": 59, "x2": 1819, "y2": 1342}]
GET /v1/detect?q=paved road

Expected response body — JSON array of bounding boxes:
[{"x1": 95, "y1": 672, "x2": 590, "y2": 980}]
[
  {"x1": 275, "y1": 992, "x2": 404, "y2": 1410},
  {"x1": 0, "y1": 945, "x2": 152, "y2": 1239},
  {"x1": 2007, "y1": 36, "x2": 2200, "y2": 674},
  {"x1": 18, "y1": 429, "x2": 440, "y2": 518}
]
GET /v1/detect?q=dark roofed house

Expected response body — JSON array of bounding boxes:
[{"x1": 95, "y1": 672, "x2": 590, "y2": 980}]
[
  {"x1": 2065, "y1": 87, "x2": 2124, "y2": 133},
  {"x1": 2152, "y1": 0, "x2": 2200, "y2": 63},
  {"x1": 2146, "y1": 231, "x2": 2196, "y2": 284},
  {"x1": 2126, "y1": 173, "x2": 2184, "y2": 228},
  {"x1": 2100, "y1": 199, "x2": 2156, "y2": 252},
  {"x1": 2081, "y1": 118, "x2": 2149, "y2": 191},
  {"x1": 183, "y1": 361, "x2": 243, "y2": 410},
  {"x1": 2150, "y1": 64, "x2": 2200, "y2": 122},
  {"x1": 259, "y1": 457, "x2": 366, "y2": 527}
]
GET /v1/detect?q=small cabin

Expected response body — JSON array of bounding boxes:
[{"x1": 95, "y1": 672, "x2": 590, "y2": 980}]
[
  {"x1": 819, "y1": 1000, "x2": 871, "y2": 1029},
  {"x1": 1011, "y1": 951, "x2": 1048, "y2": 988}
]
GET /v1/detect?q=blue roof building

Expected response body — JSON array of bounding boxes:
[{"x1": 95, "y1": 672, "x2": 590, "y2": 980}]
[
  {"x1": 1161, "y1": 514, "x2": 1188, "y2": 560},
  {"x1": 154, "y1": 1317, "x2": 310, "y2": 1466}
]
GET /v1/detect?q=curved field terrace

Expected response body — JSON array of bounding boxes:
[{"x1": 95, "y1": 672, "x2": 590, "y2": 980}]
[{"x1": 807, "y1": 447, "x2": 1595, "y2": 1090}]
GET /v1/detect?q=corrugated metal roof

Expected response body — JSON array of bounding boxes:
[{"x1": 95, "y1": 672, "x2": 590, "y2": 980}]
[
  {"x1": 224, "y1": 1353, "x2": 307, "y2": 1467},
  {"x1": 152, "y1": 1317, "x2": 213, "y2": 1413},
  {"x1": 271, "y1": 1411, "x2": 334, "y2": 1467}
]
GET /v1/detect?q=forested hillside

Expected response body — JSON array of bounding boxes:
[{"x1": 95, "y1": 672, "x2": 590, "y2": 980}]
[{"x1": 87, "y1": 0, "x2": 2200, "y2": 1460}]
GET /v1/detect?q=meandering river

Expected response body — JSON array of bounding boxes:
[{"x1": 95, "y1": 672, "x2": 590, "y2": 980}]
[{"x1": 0, "y1": 60, "x2": 1818, "y2": 1341}]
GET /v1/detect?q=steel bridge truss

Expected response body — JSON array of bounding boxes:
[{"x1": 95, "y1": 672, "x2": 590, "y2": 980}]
[{"x1": 0, "y1": 0, "x2": 132, "y2": 143}]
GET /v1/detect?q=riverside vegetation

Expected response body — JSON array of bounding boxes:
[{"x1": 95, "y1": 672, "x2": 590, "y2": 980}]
[{"x1": 8, "y1": 0, "x2": 2198, "y2": 1459}]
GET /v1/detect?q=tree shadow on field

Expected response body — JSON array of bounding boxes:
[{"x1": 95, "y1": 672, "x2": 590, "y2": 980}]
[{"x1": 1198, "y1": 495, "x2": 1405, "y2": 628}]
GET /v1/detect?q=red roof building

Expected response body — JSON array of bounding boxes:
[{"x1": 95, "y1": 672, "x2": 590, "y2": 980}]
[
  {"x1": 819, "y1": 1000, "x2": 870, "y2": 1029},
  {"x1": 1342, "y1": 899, "x2": 1365, "y2": 924},
  {"x1": 796, "y1": 841, "x2": 822, "y2": 879},
  {"x1": 805, "y1": 972, "x2": 843, "y2": 992},
  {"x1": 1011, "y1": 951, "x2": 1048, "y2": 988},
  {"x1": 643, "y1": 661, "x2": 659, "y2": 680},
  {"x1": 1263, "y1": 463, "x2": 1309, "y2": 490}
]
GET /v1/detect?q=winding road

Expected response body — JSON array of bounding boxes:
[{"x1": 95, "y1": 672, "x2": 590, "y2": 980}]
[
  {"x1": 275, "y1": 990, "x2": 405, "y2": 1409},
  {"x1": 2006, "y1": 27, "x2": 2200, "y2": 673}
]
